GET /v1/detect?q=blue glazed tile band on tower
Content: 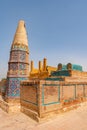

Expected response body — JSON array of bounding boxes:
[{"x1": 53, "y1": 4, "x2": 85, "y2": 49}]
[{"x1": 6, "y1": 77, "x2": 27, "y2": 98}]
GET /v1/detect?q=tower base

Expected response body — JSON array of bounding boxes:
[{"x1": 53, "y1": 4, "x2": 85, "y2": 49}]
[{"x1": 0, "y1": 96, "x2": 20, "y2": 113}]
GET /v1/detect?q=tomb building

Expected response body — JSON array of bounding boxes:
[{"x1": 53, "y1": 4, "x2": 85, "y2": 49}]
[{"x1": 21, "y1": 63, "x2": 87, "y2": 122}]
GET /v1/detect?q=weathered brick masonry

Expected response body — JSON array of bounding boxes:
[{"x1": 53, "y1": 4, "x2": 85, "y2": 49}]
[{"x1": 20, "y1": 79, "x2": 87, "y2": 122}]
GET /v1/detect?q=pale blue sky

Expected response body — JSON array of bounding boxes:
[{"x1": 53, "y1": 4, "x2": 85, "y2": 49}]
[{"x1": 0, "y1": 0, "x2": 87, "y2": 79}]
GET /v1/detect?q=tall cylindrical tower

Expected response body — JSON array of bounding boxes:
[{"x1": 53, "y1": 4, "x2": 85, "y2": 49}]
[{"x1": 6, "y1": 20, "x2": 29, "y2": 103}]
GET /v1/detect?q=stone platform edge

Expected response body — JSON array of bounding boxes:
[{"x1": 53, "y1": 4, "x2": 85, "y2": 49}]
[
  {"x1": 21, "y1": 100, "x2": 87, "y2": 122},
  {"x1": 1, "y1": 97, "x2": 87, "y2": 122},
  {"x1": 0, "y1": 98, "x2": 20, "y2": 113}
]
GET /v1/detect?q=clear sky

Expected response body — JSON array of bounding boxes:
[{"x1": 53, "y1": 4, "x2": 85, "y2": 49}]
[{"x1": 0, "y1": 0, "x2": 87, "y2": 80}]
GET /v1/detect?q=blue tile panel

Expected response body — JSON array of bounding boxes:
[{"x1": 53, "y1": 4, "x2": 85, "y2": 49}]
[
  {"x1": 71, "y1": 64, "x2": 82, "y2": 71},
  {"x1": 51, "y1": 70, "x2": 70, "y2": 77},
  {"x1": 62, "y1": 64, "x2": 82, "y2": 71},
  {"x1": 6, "y1": 77, "x2": 27, "y2": 98},
  {"x1": 45, "y1": 77, "x2": 63, "y2": 81}
]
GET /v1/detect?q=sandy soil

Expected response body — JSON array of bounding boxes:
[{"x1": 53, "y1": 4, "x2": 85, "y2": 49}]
[{"x1": 0, "y1": 103, "x2": 87, "y2": 130}]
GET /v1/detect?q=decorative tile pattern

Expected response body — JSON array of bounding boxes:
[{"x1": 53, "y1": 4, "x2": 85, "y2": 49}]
[
  {"x1": 6, "y1": 77, "x2": 27, "y2": 97},
  {"x1": 19, "y1": 63, "x2": 26, "y2": 70},
  {"x1": 11, "y1": 44, "x2": 29, "y2": 52},
  {"x1": 20, "y1": 51, "x2": 26, "y2": 61},
  {"x1": 10, "y1": 63, "x2": 18, "y2": 70},
  {"x1": 51, "y1": 70, "x2": 70, "y2": 77},
  {"x1": 7, "y1": 43, "x2": 29, "y2": 98}
]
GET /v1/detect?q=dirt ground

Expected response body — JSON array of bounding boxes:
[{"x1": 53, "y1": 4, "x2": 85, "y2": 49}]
[{"x1": 0, "y1": 103, "x2": 87, "y2": 130}]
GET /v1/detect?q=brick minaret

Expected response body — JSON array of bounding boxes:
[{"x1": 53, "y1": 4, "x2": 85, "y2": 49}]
[{"x1": 6, "y1": 20, "x2": 29, "y2": 103}]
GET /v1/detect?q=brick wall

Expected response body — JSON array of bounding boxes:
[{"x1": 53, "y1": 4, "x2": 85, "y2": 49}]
[
  {"x1": 20, "y1": 80, "x2": 87, "y2": 121},
  {"x1": 20, "y1": 80, "x2": 39, "y2": 112}
]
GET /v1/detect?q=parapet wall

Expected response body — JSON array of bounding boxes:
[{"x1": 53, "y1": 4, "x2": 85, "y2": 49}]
[
  {"x1": 20, "y1": 80, "x2": 87, "y2": 121},
  {"x1": 51, "y1": 70, "x2": 87, "y2": 77}
]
